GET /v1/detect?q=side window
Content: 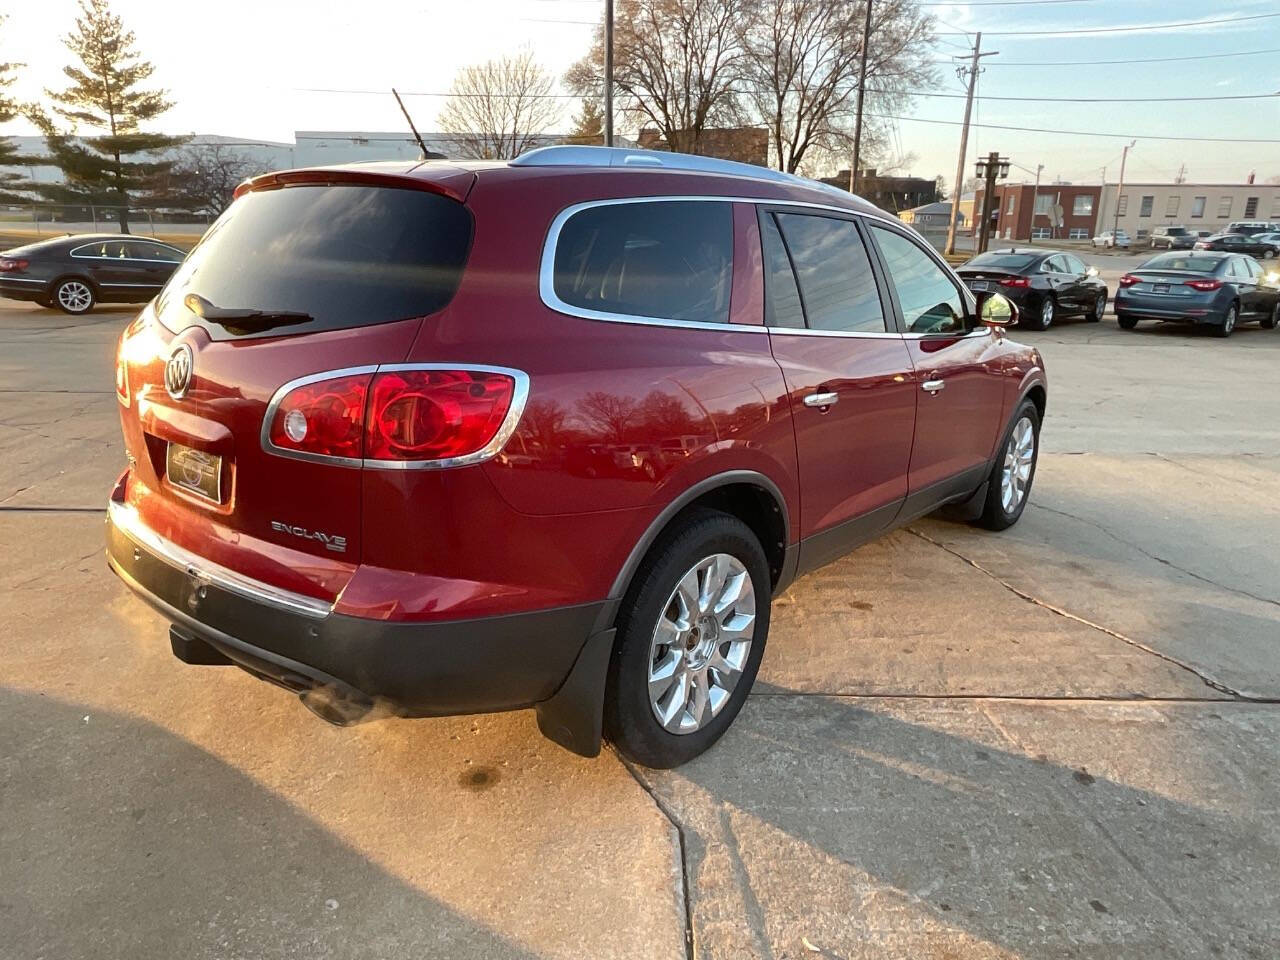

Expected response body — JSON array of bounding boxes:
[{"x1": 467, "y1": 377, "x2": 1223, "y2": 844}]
[
  {"x1": 121, "y1": 241, "x2": 155, "y2": 259},
  {"x1": 1227, "y1": 258, "x2": 1246, "y2": 279},
  {"x1": 1065, "y1": 255, "x2": 1087, "y2": 274},
  {"x1": 1245, "y1": 258, "x2": 1262, "y2": 279},
  {"x1": 774, "y1": 213, "x2": 886, "y2": 333},
  {"x1": 869, "y1": 225, "x2": 966, "y2": 335},
  {"x1": 1044, "y1": 255, "x2": 1067, "y2": 274},
  {"x1": 758, "y1": 212, "x2": 805, "y2": 329},
  {"x1": 552, "y1": 200, "x2": 733, "y2": 324}
]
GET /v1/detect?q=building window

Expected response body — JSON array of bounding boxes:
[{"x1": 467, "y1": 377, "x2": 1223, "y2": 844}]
[
  {"x1": 1034, "y1": 194, "x2": 1053, "y2": 215},
  {"x1": 1006, "y1": 194, "x2": 1015, "y2": 214},
  {"x1": 1072, "y1": 195, "x2": 1094, "y2": 216},
  {"x1": 1136, "y1": 229, "x2": 1150, "y2": 239},
  {"x1": 1244, "y1": 196, "x2": 1259, "y2": 218},
  {"x1": 1191, "y1": 196, "x2": 1206, "y2": 218},
  {"x1": 1217, "y1": 196, "x2": 1232, "y2": 218},
  {"x1": 1166, "y1": 196, "x2": 1180, "y2": 217},
  {"x1": 1031, "y1": 226, "x2": 1051, "y2": 239},
  {"x1": 1116, "y1": 194, "x2": 1128, "y2": 216},
  {"x1": 1139, "y1": 195, "x2": 1154, "y2": 218},
  {"x1": 1068, "y1": 227, "x2": 1089, "y2": 240},
  {"x1": 1272, "y1": 196, "x2": 1280, "y2": 218}
]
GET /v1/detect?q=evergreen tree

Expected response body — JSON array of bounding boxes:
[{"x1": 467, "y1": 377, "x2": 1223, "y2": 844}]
[
  {"x1": 35, "y1": 0, "x2": 185, "y2": 232},
  {"x1": 564, "y1": 100, "x2": 604, "y2": 146},
  {"x1": 0, "y1": 16, "x2": 32, "y2": 203}
]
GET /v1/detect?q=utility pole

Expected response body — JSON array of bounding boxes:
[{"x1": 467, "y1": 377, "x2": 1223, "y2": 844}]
[
  {"x1": 1112, "y1": 139, "x2": 1136, "y2": 237},
  {"x1": 849, "y1": 0, "x2": 874, "y2": 195},
  {"x1": 1028, "y1": 162, "x2": 1043, "y2": 241},
  {"x1": 604, "y1": 0, "x2": 614, "y2": 146},
  {"x1": 945, "y1": 33, "x2": 997, "y2": 257}
]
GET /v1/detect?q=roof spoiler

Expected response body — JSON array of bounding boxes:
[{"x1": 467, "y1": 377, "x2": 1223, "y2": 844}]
[{"x1": 233, "y1": 165, "x2": 476, "y2": 203}]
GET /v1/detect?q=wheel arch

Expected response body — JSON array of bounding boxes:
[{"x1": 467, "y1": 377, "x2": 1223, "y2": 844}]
[
  {"x1": 607, "y1": 470, "x2": 791, "y2": 605},
  {"x1": 50, "y1": 272, "x2": 99, "y2": 299}
]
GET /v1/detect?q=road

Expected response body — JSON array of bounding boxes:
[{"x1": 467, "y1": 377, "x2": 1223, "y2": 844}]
[{"x1": 2, "y1": 297, "x2": 1277, "y2": 959}]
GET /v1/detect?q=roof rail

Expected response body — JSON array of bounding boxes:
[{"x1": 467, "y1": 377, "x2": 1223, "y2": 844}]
[{"x1": 510, "y1": 145, "x2": 857, "y2": 201}]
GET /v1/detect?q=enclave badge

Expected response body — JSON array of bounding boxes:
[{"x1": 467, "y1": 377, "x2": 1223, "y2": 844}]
[
  {"x1": 165, "y1": 344, "x2": 193, "y2": 400},
  {"x1": 271, "y1": 520, "x2": 348, "y2": 553}
]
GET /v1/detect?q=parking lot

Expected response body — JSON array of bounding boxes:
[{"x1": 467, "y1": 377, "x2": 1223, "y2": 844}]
[{"x1": 2, "y1": 284, "x2": 1278, "y2": 959}]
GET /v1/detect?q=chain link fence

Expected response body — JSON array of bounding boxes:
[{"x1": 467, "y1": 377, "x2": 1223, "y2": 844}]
[{"x1": 0, "y1": 203, "x2": 212, "y2": 241}]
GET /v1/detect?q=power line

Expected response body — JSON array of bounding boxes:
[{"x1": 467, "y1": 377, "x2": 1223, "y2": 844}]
[
  {"x1": 935, "y1": 47, "x2": 1280, "y2": 66},
  {"x1": 924, "y1": 0, "x2": 1101, "y2": 5},
  {"x1": 937, "y1": 12, "x2": 1279, "y2": 37},
  {"x1": 874, "y1": 112, "x2": 1280, "y2": 144}
]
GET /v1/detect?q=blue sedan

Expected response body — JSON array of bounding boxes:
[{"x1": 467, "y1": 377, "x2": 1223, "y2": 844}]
[{"x1": 1114, "y1": 251, "x2": 1280, "y2": 338}]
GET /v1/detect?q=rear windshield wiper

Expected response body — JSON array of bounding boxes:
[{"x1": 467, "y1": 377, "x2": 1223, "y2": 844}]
[{"x1": 184, "y1": 293, "x2": 313, "y2": 333}]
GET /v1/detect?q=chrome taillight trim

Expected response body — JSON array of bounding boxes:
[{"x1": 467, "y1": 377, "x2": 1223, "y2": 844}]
[
  {"x1": 107, "y1": 499, "x2": 333, "y2": 618},
  {"x1": 259, "y1": 363, "x2": 531, "y2": 471}
]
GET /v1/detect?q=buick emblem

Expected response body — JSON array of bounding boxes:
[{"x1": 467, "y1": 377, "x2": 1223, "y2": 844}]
[{"x1": 165, "y1": 344, "x2": 193, "y2": 400}]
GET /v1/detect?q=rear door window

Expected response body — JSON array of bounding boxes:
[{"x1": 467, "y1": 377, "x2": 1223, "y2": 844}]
[
  {"x1": 156, "y1": 184, "x2": 474, "y2": 340},
  {"x1": 773, "y1": 212, "x2": 886, "y2": 333},
  {"x1": 551, "y1": 200, "x2": 733, "y2": 324}
]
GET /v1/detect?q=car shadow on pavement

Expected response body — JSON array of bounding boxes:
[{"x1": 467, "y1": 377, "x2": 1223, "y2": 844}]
[
  {"x1": 649, "y1": 683, "x2": 1278, "y2": 960},
  {"x1": 0, "y1": 686, "x2": 545, "y2": 960}
]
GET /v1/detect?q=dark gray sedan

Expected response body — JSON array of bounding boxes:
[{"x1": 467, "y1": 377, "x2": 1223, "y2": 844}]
[
  {"x1": 0, "y1": 234, "x2": 186, "y2": 314},
  {"x1": 1115, "y1": 251, "x2": 1280, "y2": 337}
]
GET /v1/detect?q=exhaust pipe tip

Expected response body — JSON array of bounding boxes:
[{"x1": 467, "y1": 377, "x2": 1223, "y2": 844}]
[{"x1": 298, "y1": 685, "x2": 375, "y2": 727}]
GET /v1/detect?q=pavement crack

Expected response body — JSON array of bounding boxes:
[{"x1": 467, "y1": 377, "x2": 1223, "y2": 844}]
[
  {"x1": 906, "y1": 527, "x2": 1259, "y2": 702},
  {"x1": 0, "y1": 484, "x2": 32, "y2": 505},
  {"x1": 613, "y1": 748, "x2": 696, "y2": 960},
  {"x1": 1029, "y1": 501, "x2": 1280, "y2": 609}
]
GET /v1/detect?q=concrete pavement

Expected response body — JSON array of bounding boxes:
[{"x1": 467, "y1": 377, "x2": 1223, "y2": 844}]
[{"x1": 2, "y1": 298, "x2": 1278, "y2": 959}]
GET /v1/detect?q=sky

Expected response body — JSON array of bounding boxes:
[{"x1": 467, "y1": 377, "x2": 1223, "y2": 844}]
[{"x1": 2, "y1": 0, "x2": 1279, "y2": 188}]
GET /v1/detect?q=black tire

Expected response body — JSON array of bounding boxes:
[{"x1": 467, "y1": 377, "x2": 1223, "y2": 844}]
[
  {"x1": 1022, "y1": 295, "x2": 1054, "y2": 331},
  {"x1": 604, "y1": 508, "x2": 771, "y2": 769},
  {"x1": 975, "y1": 400, "x2": 1040, "y2": 531},
  {"x1": 1089, "y1": 292, "x2": 1106, "y2": 322},
  {"x1": 1117, "y1": 312, "x2": 1139, "y2": 330},
  {"x1": 1213, "y1": 303, "x2": 1237, "y2": 338},
  {"x1": 1261, "y1": 301, "x2": 1279, "y2": 330},
  {"x1": 52, "y1": 277, "x2": 95, "y2": 315}
]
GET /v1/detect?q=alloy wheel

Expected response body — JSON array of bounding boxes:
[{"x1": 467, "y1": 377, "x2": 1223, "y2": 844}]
[
  {"x1": 1223, "y1": 306, "x2": 1237, "y2": 335},
  {"x1": 1000, "y1": 417, "x2": 1035, "y2": 514},
  {"x1": 647, "y1": 553, "x2": 755, "y2": 735},
  {"x1": 1094, "y1": 295, "x2": 1106, "y2": 320},
  {"x1": 56, "y1": 281, "x2": 92, "y2": 313},
  {"x1": 1041, "y1": 298, "x2": 1054, "y2": 328}
]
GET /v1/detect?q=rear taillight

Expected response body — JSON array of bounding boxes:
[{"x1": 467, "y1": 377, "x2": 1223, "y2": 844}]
[
  {"x1": 263, "y1": 365, "x2": 527, "y2": 467},
  {"x1": 267, "y1": 373, "x2": 372, "y2": 462},
  {"x1": 1119, "y1": 275, "x2": 1141, "y2": 287},
  {"x1": 1185, "y1": 278, "x2": 1223, "y2": 291},
  {"x1": 0, "y1": 257, "x2": 28, "y2": 272},
  {"x1": 999, "y1": 276, "x2": 1030, "y2": 288}
]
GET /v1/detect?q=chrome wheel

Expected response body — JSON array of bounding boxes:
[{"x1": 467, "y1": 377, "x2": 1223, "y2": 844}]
[
  {"x1": 647, "y1": 553, "x2": 755, "y2": 735},
  {"x1": 1000, "y1": 416, "x2": 1035, "y2": 514},
  {"x1": 56, "y1": 280, "x2": 92, "y2": 313},
  {"x1": 1040, "y1": 298, "x2": 1054, "y2": 328}
]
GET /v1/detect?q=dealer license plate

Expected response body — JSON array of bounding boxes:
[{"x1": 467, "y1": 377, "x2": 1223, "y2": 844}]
[{"x1": 166, "y1": 443, "x2": 222, "y2": 503}]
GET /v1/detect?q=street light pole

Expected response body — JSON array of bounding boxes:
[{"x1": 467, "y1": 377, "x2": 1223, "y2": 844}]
[{"x1": 604, "y1": 0, "x2": 614, "y2": 147}]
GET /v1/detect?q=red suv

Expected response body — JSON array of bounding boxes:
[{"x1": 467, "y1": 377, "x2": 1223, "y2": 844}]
[{"x1": 106, "y1": 147, "x2": 1046, "y2": 768}]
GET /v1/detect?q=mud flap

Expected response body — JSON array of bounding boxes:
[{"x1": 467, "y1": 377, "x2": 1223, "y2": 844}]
[
  {"x1": 534, "y1": 628, "x2": 615, "y2": 757},
  {"x1": 940, "y1": 480, "x2": 989, "y2": 522}
]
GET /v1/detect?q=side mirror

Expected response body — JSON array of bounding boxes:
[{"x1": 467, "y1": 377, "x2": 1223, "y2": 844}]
[{"x1": 979, "y1": 291, "x2": 1017, "y2": 327}]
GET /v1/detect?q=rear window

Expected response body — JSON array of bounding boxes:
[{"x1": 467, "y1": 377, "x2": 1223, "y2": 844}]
[
  {"x1": 156, "y1": 184, "x2": 473, "y2": 339},
  {"x1": 551, "y1": 200, "x2": 733, "y2": 325},
  {"x1": 965, "y1": 253, "x2": 1037, "y2": 270},
  {"x1": 1145, "y1": 254, "x2": 1222, "y2": 273}
]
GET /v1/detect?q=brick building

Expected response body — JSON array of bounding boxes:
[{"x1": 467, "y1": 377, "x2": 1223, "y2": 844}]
[
  {"x1": 819, "y1": 168, "x2": 938, "y2": 215},
  {"x1": 636, "y1": 127, "x2": 770, "y2": 167},
  {"x1": 973, "y1": 183, "x2": 1104, "y2": 242}
]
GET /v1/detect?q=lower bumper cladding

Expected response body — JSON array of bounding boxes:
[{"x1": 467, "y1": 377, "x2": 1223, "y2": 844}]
[{"x1": 105, "y1": 499, "x2": 609, "y2": 743}]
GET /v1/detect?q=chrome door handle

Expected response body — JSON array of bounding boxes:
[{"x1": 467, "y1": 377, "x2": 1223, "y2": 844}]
[
  {"x1": 803, "y1": 391, "x2": 839, "y2": 408},
  {"x1": 922, "y1": 379, "x2": 946, "y2": 394}
]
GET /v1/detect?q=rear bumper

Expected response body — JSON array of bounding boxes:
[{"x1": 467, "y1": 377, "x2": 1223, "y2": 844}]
[
  {"x1": 1114, "y1": 293, "x2": 1224, "y2": 323},
  {"x1": 105, "y1": 498, "x2": 606, "y2": 718},
  {"x1": 0, "y1": 278, "x2": 49, "y2": 300}
]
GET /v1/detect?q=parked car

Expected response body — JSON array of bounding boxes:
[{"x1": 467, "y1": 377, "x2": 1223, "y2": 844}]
[
  {"x1": 1148, "y1": 225, "x2": 1196, "y2": 250},
  {"x1": 0, "y1": 234, "x2": 186, "y2": 314},
  {"x1": 1193, "y1": 233, "x2": 1278, "y2": 259},
  {"x1": 1224, "y1": 221, "x2": 1280, "y2": 237},
  {"x1": 1115, "y1": 251, "x2": 1279, "y2": 336},
  {"x1": 104, "y1": 146, "x2": 1046, "y2": 769},
  {"x1": 1092, "y1": 230, "x2": 1131, "y2": 249},
  {"x1": 956, "y1": 248, "x2": 1107, "y2": 330}
]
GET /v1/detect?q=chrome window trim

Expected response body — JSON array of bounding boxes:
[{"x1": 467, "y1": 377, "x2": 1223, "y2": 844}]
[
  {"x1": 100, "y1": 282, "x2": 166, "y2": 287},
  {"x1": 70, "y1": 239, "x2": 185, "y2": 263},
  {"x1": 107, "y1": 499, "x2": 332, "y2": 618},
  {"x1": 538, "y1": 194, "x2": 975, "y2": 339},
  {"x1": 259, "y1": 363, "x2": 531, "y2": 471}
]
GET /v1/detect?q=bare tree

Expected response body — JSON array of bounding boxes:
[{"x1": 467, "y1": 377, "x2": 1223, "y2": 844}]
[
  {"x1": 740, "y1": 0, "x2": 935, "y2": 174},
  {"x1": 437, "y1": 52, "x2": 562, "y2": 159},
  {"x1": 566, "y1": 0, "x2": 749, "y2": 154},
  {"x1": 148, "y1": 142, "x2": 259, "y2": 216}
]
